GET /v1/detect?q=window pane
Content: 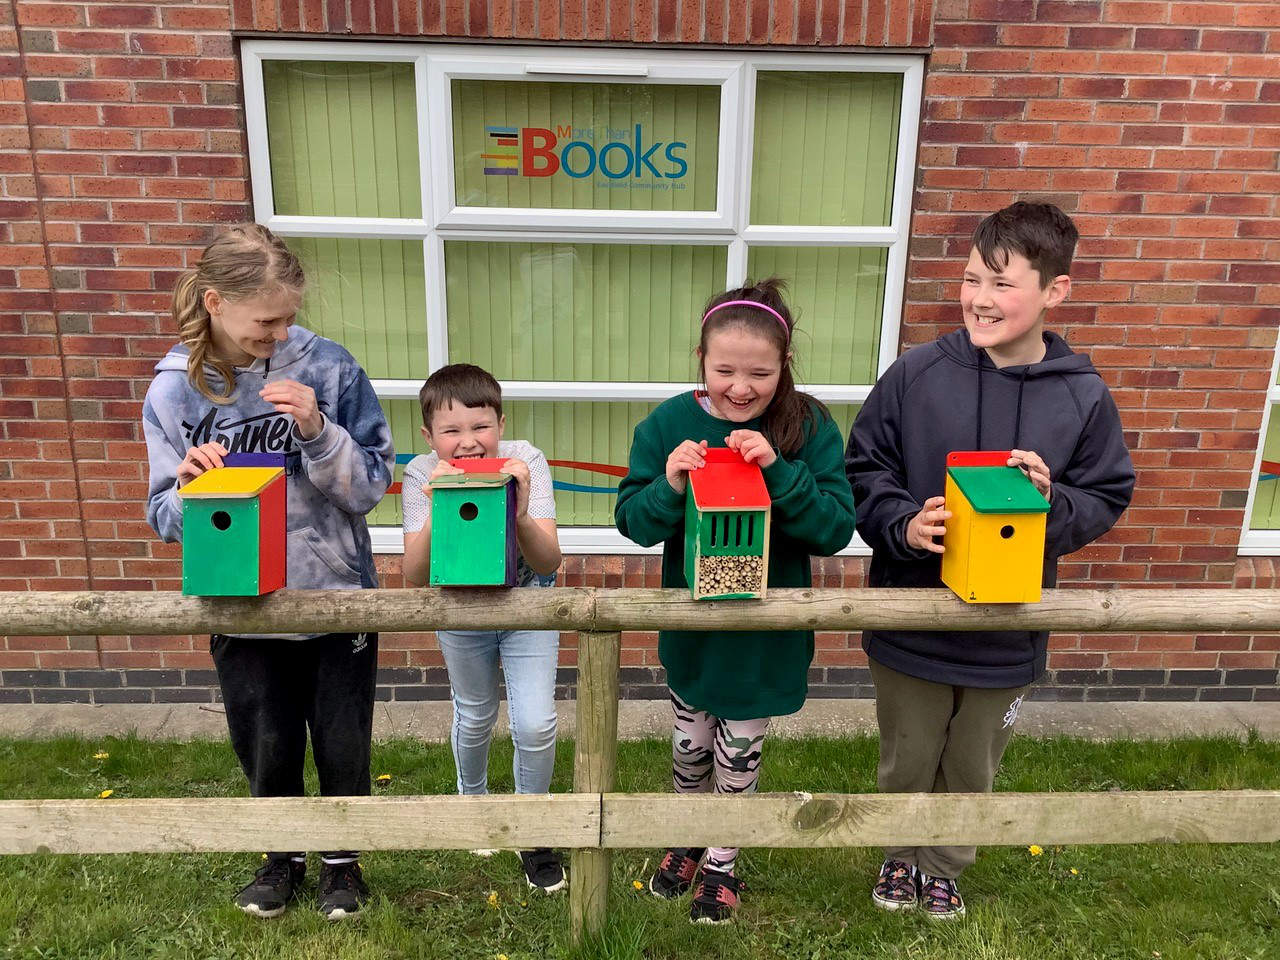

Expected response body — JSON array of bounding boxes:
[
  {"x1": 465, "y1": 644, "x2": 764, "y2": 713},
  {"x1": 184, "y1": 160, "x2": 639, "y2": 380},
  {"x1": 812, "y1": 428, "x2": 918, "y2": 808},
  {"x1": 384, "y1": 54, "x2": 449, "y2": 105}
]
[
  {"x1": 1250, "y1": 406, "x2": 1280, "y2": 529},
  {"x1": 751, "y1": 71, "x2": 901, "y2": 227},
  {"x1": 292, "y1": 238, "x2": 429, "y2": 380},
  {"x1": 369, "y1": 399, "x2": 426, "y2": 529},
  {"x1": 444, "y1": 242, "x2": 727, "y2": 381},
  {"x1": 506, "y1": 400, "x2": 657, "y2": 526},
  {"x1": 264, "y1": 61, "x2": 421, "y2": 218},
  {"x1": 451, "y1": 80, "x2": 719, "y2": 211},
  {"x1": 747, "y1": 246, "x2": 889, "y2": 385}
]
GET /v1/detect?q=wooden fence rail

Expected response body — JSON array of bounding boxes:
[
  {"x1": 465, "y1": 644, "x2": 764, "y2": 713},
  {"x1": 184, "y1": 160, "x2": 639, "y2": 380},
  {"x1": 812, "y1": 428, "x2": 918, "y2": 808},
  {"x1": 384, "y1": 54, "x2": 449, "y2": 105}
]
[
  {"x1": 8, "y1": 587, "x2": 1280, "y2": 636},
  {"x1": 2, "y1": 588, "x2": 1279, "y2": 940}
]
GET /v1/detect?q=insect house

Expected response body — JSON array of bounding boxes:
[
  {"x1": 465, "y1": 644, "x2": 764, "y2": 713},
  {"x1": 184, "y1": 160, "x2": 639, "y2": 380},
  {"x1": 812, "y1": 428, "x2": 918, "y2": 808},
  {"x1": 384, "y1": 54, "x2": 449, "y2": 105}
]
[
  {"x1": 428, "y1": 458, "x2": 518, "y2": 587},
  {"x1": 684, "y1": 447, "x2": 772, "y2": 600},
  {"x1": 940, "y1": 450, "x2": 1050, "y2": 604},
  {"x1": 177, "y1": 460, "x2": 286, "y2": 597}
]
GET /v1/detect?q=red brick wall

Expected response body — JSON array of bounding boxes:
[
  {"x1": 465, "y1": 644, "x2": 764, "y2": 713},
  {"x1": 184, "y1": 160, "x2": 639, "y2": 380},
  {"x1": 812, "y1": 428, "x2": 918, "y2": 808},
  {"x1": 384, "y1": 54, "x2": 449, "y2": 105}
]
[{"x1": 2, "y1": 0, "x2": 1278, "y2": 704}]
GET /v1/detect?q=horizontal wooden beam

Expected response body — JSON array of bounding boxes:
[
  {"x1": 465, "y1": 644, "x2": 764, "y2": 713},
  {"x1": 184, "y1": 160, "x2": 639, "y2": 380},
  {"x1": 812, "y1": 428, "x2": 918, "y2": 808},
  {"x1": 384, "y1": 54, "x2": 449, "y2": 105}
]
[
  {"x1": 0, "y1": 795, "x2": 600, "y2": 855},
  {"x1": 601, "y1": 791, "x2": 1280, "y2": 848},
  {"x1": 5, "y1": 588, "x2": 1280, "y2": 636}
]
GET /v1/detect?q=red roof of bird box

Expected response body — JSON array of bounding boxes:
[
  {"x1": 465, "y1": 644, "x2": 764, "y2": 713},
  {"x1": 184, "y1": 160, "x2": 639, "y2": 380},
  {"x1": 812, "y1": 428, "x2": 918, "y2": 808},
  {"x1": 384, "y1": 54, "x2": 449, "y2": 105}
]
[
  {"x1": 450, "y1": 457, "x2": 511, "y2": 473},
  {"x1": 947, "y1": 450, "x2": 1012, "y2": 467},
  {"x1": 688, "y1": 447, "x2": 771, "y2": 511}
]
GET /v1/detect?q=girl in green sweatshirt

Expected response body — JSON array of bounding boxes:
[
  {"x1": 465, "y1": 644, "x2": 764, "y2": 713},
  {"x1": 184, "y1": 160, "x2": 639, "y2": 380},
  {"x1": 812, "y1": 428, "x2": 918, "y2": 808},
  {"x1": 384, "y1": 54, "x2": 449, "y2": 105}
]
[{"x1": 615, "y1": 278, "x2": 856, "y2": 924}]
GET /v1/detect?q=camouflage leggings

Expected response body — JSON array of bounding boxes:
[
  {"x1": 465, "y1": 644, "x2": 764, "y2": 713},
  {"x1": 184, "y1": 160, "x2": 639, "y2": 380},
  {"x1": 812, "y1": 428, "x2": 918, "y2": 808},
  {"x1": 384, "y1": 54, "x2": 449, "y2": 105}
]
[{"x1": 670, "y1": 691, "x2": 769, "y2": 875}]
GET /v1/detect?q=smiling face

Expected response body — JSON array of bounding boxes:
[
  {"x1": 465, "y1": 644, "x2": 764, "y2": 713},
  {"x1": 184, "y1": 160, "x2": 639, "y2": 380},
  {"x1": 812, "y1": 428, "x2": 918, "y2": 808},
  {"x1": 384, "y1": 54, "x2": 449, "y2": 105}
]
[
  {"x1": 205, "y1": 287, "x2": 300, "y2": 366},
  {"x1": 422, "y1": 400, "x2": 505, "y2": 460},
  {"x1": 699, "y1": 326, "x2": 785, "y2": 423},
  {"x1": 960, "y1": 246, "x2": 1069, "y2": 368}
]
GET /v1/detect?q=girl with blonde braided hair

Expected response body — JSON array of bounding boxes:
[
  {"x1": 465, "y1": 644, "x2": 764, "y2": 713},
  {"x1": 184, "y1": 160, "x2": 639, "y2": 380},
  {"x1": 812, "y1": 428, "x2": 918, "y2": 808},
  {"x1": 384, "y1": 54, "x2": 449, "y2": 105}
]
[{"x1": 142, "y1": 223, "x2": 394, "y2": 921}]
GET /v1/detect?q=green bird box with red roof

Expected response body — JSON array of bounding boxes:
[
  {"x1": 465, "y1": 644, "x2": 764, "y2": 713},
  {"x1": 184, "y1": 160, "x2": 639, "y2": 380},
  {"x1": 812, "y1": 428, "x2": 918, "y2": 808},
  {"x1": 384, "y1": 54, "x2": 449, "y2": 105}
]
[{"x1": 428, "y1": 457, "x2": 518, "y2": 587}]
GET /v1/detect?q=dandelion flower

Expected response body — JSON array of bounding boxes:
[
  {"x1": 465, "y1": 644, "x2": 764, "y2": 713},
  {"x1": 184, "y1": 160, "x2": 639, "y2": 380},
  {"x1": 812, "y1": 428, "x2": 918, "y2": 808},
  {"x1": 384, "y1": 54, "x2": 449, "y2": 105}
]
[
  {"x1": 632, "y1": 880, "x2": 644, "y2": 890},
  {"x1": 97, "y1": 789, "x2": 113, "y2": 799},
  {"x1": 487, "y1": 890, "x2": 499, "y2": 908},
  {"x1": 497, "y1": 955, "x2": 508, "y2": 960},
  {"x1": 375, "y1": 774, "x2": 392, "y2": 786},
  {"x1": 1070, "y1": 868, "x2": 1079, "y2": 875},
  {"x1": 1028, "y1": 844, "x2": 1043, "y2": 856},
  {"x1": 93, "y1": 752, "x2": 109, "y2": 760},
  {"x1": 520, "y1": 900, "x2": 527, "y2": 908}
]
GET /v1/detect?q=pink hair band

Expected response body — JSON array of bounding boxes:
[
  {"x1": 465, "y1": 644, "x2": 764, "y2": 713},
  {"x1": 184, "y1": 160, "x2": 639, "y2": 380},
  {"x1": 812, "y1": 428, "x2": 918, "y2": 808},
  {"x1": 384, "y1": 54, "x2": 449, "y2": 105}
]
[{"x1": 701, "y1": 299, "x2": 790, "y2": 341}]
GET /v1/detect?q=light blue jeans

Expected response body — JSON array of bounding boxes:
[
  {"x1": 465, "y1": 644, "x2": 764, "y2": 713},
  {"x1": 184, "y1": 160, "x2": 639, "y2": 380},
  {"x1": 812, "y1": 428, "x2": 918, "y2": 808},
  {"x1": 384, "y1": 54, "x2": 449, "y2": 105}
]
[{"x1": 436, "y1": 627, "x2": 560, "y2": 795}]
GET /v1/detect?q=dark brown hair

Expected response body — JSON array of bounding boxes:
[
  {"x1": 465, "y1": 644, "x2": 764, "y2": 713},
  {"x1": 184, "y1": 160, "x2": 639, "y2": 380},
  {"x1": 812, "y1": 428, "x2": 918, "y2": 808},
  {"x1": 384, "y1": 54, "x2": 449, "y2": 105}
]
[
  {"x1": 972, "y1": 201, "x2": 1079, "y2": 288},
  {"x1": 419, "y1": 363, "x2": 503, "y2": 430},
  {"x1": 699, "y1": 277, "x2": 829, "y2": 457},
  {"x1": 172, "y1": 223, "x2": 305, "y2": 404}
]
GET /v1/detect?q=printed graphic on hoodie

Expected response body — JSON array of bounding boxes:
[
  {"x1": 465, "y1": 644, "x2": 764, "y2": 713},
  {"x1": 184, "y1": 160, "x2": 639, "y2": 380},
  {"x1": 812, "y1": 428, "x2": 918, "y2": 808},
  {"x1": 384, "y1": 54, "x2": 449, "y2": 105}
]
[{"x1": 142, "y1": 325, "x2": 394, "y2": 597}]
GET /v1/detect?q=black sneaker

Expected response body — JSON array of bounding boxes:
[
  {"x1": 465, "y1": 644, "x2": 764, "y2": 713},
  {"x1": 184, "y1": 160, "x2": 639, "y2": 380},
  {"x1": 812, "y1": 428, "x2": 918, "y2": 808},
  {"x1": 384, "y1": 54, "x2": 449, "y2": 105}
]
[
  {"x1": 235, "y1": 855, "x2": 304, "y2": 918},
  {"x1": 520, "y1": 848, "x2": 567, "y2": 894},
  {"x1": 648, "y1": 847, "x2": 705, "y2": 899},
  {"x1": 689, "y1": 869, "x2": 744, "y2": 924},
  {"x1": 871, "y1": 858, "x2": 919, "y2": 911},
  {"x1": 919, "y1": 873, "x2": 965, "y2": 920},
  {"x1": 317, "y1": 860, "x2": 370, "y2": 920}
]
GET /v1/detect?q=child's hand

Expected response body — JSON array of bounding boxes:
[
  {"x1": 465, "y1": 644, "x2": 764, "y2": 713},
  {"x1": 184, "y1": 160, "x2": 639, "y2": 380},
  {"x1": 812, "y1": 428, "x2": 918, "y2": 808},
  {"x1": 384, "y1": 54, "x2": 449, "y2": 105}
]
[
  {"x1": 665, "y1": 439, "x2": 708, "y2": 494},
  {"x1": 176, "y1": 442, "x2": 228, "y2": 488},
  {"x1": 500, "y1": 458, "x2": 532, "y2": 518},
  {"x1": 727, "y1": 429, "x2": 777, "y2": 468},
  {"x1": 260, "y1": 379, "x2": 322, "y2": 440},
  {"x1": 1008, "y1": 449, "x2": 1052, "y2": 501},
  {"x1": 906, "y1": 496, "x2": 950, "y2": 554},
  {"x1": 424, "y1": 459, "x2": 463, "y2": 496}
]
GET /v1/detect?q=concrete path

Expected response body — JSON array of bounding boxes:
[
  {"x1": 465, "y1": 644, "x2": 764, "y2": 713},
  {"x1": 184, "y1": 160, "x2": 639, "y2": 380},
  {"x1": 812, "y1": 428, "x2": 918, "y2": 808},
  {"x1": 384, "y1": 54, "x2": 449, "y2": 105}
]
[{"x1": 1, "y1": 699, "x2": 1277, "y2": 742}]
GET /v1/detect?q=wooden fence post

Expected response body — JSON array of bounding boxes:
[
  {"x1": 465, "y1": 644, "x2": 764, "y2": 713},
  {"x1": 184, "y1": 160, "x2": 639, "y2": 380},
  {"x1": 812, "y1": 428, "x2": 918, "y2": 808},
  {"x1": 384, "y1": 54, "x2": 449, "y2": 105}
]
[{"x1": 569, "y1": 629, "x2": 621, "y2": 942}]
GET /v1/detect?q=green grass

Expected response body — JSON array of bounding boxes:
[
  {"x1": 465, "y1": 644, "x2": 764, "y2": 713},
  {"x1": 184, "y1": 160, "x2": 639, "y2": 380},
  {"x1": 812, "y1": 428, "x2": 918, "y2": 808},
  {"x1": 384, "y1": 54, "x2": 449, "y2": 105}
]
[{"x1": 1, "y1": 733, "x2": 1278, "y2": 959}]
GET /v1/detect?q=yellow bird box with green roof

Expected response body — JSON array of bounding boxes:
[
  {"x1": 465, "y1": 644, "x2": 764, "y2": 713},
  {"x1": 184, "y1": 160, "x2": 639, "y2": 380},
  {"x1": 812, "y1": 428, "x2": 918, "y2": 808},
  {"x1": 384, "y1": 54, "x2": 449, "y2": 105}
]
[{"x1": 941, "y1": 450, "x2": 1049, "y2": 604}]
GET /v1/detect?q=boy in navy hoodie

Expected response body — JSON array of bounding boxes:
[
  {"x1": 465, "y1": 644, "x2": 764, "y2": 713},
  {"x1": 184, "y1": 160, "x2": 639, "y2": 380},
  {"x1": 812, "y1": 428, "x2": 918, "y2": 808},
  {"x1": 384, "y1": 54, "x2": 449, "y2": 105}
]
[{"x1": 845, "y1": 202, "x2": 1134, "y2": 919}]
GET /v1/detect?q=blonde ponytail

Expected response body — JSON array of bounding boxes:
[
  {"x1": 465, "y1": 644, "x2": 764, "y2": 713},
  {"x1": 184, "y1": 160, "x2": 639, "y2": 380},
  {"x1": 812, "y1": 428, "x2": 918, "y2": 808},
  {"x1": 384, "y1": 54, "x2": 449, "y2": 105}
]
[
  {"x1": 173, "y1": 269, "x2": 236, "y2": 404},
  {"x1": 173, "y1": 224, "x2": 305, "y2": 404}
]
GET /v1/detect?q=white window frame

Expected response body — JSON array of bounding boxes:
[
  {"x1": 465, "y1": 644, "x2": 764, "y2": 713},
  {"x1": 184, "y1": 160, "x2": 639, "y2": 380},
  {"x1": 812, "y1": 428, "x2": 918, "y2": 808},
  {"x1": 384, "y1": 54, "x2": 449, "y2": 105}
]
[
  {"x1": 1238, "y1": 343, "x2": 1280, "y2": 554},
  {"x1": 241, "y1": 40, "x2": 924, "y2": 555}
]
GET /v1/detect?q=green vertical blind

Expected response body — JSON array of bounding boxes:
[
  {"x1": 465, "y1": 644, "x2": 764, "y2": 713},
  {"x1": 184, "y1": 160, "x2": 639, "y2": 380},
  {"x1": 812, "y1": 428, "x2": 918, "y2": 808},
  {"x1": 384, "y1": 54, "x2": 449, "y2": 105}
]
[
  {"x1": 291, "y1": 238, "x2": 429, "y2": 380},
  {"x1": 751, "y1": 71, "x2": 901, "y2": 227},
  {"x1": 747, "y1": 246, "x2": 888, "y2": 386},
  {"x1": 451, "y1": 80, "x2": 720, "y2": 211},
  {"x1": 1250, "y1": 405, "x2": 1280, "y2": 530},
  {"x1": 444, "y1": 242, "x2": 727, "y2": 381},
  {"x1": 263, "y1": 60, "x2": 421, "y2": 218}
]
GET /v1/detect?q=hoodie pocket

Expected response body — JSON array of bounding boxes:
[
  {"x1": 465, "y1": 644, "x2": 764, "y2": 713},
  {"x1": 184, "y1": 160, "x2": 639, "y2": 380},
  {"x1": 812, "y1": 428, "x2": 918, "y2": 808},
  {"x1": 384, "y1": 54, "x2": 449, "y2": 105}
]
[{"x1": 289, "y1": 526, "x2": 364, "y2": 587}]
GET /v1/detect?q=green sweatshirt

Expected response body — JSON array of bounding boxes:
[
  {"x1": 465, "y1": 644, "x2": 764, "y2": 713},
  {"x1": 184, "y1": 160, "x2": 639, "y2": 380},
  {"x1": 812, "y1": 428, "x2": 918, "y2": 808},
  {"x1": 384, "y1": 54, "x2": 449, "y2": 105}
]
[{"x1": 615, "y1": 391, "x2": 856, "y2": 720}]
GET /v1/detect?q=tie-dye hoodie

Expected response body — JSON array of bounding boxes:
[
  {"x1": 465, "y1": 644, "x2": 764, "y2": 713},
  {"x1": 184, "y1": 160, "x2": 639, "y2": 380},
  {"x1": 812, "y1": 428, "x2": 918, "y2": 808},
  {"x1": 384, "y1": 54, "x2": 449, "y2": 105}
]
[{"x1": 142, "y1": 325, "x2": 394, "y2": 592}]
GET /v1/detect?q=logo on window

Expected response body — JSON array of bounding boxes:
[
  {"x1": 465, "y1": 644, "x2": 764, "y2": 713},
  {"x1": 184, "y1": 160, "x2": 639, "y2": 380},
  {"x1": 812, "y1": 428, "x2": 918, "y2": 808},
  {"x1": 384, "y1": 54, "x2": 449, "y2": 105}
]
[{"x1": 482, "y1": 124, "x2": 688, "y2": 184}]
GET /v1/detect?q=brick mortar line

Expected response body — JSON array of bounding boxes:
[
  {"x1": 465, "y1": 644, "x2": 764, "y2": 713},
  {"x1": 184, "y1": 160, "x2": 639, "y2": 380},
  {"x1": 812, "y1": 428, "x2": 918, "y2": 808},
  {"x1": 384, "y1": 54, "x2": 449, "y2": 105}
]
[{"x1": 10, "y1": 0, "x2": 99, "y2": 616}]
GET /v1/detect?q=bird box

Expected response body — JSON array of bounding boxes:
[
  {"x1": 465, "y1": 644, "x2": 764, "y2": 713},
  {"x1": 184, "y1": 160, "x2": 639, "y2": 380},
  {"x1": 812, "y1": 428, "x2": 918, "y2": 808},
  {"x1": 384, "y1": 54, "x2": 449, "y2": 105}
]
[
  {"x1": 684, "y1": 447, "x2": 771, "y2": 600},
  {"x1": 177, "y1": 459, "x2": 286, "y2": 597},
  {"x1": 428, "y1": 458, "x2": 518, "y2": 587},
  {"x1": 940, "y1": 450, "x2": 1050, "y2": 604}
]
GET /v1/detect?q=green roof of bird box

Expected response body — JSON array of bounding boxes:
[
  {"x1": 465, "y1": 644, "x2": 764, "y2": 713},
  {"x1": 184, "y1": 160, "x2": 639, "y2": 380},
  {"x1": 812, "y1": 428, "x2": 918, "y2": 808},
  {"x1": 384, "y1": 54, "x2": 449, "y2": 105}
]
[
  {"x1": 947, "y1": 466, "x2": 1051, "y2": 514},
  {"x1": 428, "y1": 461, "x2": 518, "y2": 587}
]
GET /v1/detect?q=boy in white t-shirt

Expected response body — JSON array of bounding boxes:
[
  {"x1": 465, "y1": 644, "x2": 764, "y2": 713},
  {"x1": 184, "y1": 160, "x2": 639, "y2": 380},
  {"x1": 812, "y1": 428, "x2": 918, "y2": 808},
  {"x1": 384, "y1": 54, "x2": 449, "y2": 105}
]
[{"x1": 401, "y1": 363, "x2": 565, "y2": 892}]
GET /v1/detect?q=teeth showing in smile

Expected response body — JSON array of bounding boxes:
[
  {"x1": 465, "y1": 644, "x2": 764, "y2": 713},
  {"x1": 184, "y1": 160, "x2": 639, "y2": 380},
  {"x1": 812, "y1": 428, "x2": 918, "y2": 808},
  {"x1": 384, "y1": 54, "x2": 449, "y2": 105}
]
[{"x1": 975, "y1": 317, "x2": 1002, "y2": 326}]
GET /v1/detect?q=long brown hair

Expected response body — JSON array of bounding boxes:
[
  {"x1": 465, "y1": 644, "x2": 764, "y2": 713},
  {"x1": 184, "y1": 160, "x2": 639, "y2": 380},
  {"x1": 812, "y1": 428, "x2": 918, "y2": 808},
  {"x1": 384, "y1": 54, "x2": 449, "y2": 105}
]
[
  {"x1": 171, "y1": 223, "x2": 305, "y2": 403},
  {"x1": 698, "y1": 277, "x2": 830, "y2": 457}
]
